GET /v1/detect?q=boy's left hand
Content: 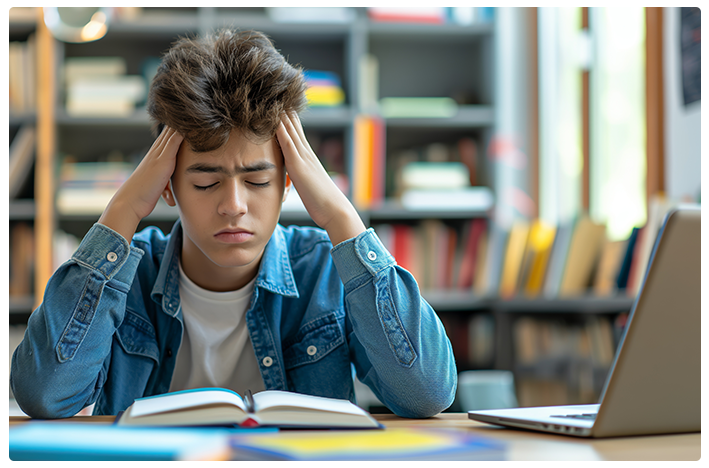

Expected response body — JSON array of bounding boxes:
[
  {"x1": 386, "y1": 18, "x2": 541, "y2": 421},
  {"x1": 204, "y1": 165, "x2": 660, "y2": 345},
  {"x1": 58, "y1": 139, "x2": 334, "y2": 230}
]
[{"x1": 277, "y1": 111, "x2": 366, "y2": 246}]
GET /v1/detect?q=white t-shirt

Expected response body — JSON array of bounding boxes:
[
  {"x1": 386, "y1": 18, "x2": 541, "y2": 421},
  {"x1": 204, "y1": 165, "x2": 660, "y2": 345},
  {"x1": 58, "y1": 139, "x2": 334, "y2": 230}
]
[{"x1": 169, "y1": 262, "x2": 265, "y2": 395}]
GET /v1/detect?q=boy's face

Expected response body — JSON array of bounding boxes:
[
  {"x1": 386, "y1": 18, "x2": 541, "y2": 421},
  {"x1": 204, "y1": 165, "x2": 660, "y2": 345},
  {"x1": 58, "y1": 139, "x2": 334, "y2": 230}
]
[{"x1": 164, "y1": 128, "x2": 289, "y2": 290}]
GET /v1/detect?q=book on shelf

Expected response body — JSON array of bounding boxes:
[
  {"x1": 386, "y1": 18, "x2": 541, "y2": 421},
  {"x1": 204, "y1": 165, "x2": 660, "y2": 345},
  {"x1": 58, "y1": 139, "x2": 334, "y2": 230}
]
[
  {"x1": 558, "y1": 217, "x2": 606, "y2": 296},
  {"x1": 303, "y1": 70, "x2": 345, "y2": 107},
  {"x1": 400, "y1": 187, "x2": 493, "y2": 212},
  {"x1": 9, "y1": 36, "x2": 37, "y2": 113},
  {"x1": 63, "y1": 56, "x2": 147, "y2": 117},
  {"x1": 498, "y1": 220, "x2": 530, "y2": 298},
  {"x1": 9, "y1": 222, "x2": 34, "y2": 298},
  {"x1": 397, "y1": 161, "x2": 492, "y2": 211},
  {"x1": 351, "y1": 115, "x2": 385, "y2": 209},
  {"x1": 370, "y1": 212, "x2": 643, "y2": 299},
  {"x1": 367, "y1": 7, "x2": 495, "y2": 26},
  {"x1": 380, "y1": 97, "x2": 458, "y2": 119},
  {"x1": 593, "y1": 238, "x2": 628, "y2": 296},
  {"x1": 626, "y1": 194, "x2": 674, "y2": 295},
  {"x1": 467, "y1": 313, "x2": 495, "y2": 367},
  {"x1": 456, "y1": 218, "x2": 486, "y2": 289},
  {"x1": 266, "y1": 7, "x2": 355, "y2": 23},
  {"x1": 9, "y1": 125, "x2": 36, "y2": 199},
  {"x1": 117, "y1": 388, "x2": 381, "y2": 429},
  {"x1": 385, "y1": 137, "x2": 489, "y2": 209},
  {"x1": 357, "y1": 54, "x2": 379, "y2": 112},
  {"x1": 520, "y1": 220, "x2": 557, "y2": 297},
  {"x1": 56, "y1": 161, "x2": 135, "y2": 215},
  {"x1": 368, "y1": 7, "x2": 448, "y2": 24},
  {"x1": 615, "y1": 226, "x2": 640, "y2": 290},
  {"x1": 513, "y1": 315, "x2": 618, "y2": 406}
]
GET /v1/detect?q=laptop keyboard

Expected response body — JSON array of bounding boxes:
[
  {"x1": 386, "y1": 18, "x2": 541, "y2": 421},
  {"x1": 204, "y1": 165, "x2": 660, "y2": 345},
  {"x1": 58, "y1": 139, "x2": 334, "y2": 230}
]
[{"x1": 551, "y1": 413, "x2": 597, "y2": 420}]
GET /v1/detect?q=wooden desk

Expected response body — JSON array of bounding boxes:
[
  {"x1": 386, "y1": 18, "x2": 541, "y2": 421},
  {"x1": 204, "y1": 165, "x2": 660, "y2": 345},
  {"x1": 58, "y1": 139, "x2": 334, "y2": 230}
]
[{"x1": 10, "y1": 413, "x2": 700, "y2": 461}]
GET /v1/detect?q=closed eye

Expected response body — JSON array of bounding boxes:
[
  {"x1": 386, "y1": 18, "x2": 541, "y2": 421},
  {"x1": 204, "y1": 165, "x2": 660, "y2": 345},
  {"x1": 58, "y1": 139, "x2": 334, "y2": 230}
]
[
  {"x1": 248, "y1": 181, "x2": 271, "y2": 188},
  {"x1": 194, "y1": 182, "x2": 218, "y2": 191}
]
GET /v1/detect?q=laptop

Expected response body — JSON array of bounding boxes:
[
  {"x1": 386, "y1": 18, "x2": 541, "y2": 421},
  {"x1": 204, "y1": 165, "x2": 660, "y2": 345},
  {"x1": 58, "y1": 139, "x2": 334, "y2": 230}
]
[{"x1": 468, "y1": 207, "x2": 700, "y2": 438}]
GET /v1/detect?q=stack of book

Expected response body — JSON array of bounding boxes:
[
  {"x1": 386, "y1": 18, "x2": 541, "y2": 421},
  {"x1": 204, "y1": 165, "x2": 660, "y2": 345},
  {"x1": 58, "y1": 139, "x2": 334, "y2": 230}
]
[
  {"x1": 303, "y1": 70, "x2": 345, "y2": 107},
  {"x1": 64, "y1": 57, "x2": 147, "y2": 117},
  {"x1": 398, "y1": 161, "x2": 493, "y2": 212},
  {"x1": 56, "y1": 161, "x2": 135, "y2": 215}
]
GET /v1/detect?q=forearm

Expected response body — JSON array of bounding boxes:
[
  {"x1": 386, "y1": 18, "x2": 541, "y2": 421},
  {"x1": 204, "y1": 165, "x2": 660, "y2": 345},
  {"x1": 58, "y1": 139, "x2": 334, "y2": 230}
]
[
  {"x1": 331, "y1": 229, "x2": 457, "y2": 417},
  {"x1": 98, "y1": 196, "x2": 143, "y2": 244},
  {"x1": 322, "y1": 202, "x2": 366, "y2": 248},
  {"x1": 10, "y1": 224, "x2": 143, "y2": 418}
]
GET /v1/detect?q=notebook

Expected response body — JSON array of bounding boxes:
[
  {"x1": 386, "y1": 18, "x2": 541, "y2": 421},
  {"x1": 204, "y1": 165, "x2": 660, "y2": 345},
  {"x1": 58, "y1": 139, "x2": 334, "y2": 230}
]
[{"x1": 468, "y1": 207, "x2": 700, "y2": 438}]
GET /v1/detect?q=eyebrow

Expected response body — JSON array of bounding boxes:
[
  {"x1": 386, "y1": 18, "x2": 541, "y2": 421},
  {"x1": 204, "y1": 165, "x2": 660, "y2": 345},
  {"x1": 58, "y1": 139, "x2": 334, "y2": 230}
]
[{"x1": 185, "y1": 161, "x2": 277, "y2": 176}]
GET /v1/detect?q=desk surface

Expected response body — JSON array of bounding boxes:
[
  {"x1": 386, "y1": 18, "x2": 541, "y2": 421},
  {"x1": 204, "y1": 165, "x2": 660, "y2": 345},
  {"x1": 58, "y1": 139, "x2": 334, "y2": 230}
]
[{"x1": 10, "y1": 413, "x2": 700, "y2": 461}]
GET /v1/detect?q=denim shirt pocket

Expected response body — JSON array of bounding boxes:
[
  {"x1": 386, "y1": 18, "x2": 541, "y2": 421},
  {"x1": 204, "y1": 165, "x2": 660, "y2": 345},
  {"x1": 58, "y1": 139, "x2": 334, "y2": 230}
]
[
  {"x1": 114, "y1": 310, "x2": 160, "y2": 364},
  {"x1": 282, "y1": 310, "x2": 345, "y2": 369}
]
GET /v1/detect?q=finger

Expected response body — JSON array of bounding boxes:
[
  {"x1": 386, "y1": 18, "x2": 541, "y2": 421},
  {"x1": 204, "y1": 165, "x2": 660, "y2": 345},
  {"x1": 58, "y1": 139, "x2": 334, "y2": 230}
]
[
  {"x1": 154, "y1": 127, "x2": 183, "y2": 160},
  {"x1": 290, "y1": 111, "x2": 308, "y2": 143},
  {"x1": 280, "y1": 112, "x2": 306, "y2": 149},
  {"x1": 276, "y1": 121, "x2": 297, "y2": 159},
  {"x1": 163, "y1": 128, "x2": 184, "y2": 153},
  {"x1": 146, "y1": 125, "x2": 174, "y2": 158}
]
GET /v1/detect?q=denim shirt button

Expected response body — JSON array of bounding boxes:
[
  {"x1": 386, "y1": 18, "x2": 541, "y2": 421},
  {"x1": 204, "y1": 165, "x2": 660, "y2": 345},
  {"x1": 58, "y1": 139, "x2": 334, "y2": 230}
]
[
  {"x1": 262, "y1": 356, "x2": 273, "y2": 367},
  {"x1": 367, "y1": 251, "x2": 377, "y2": 261},
  {"x1": 107, "y1": 252, "x2": 118, "y2": 262},
  {"x1": 307, "y1": 345, "x2": 317, "y2": 356}
]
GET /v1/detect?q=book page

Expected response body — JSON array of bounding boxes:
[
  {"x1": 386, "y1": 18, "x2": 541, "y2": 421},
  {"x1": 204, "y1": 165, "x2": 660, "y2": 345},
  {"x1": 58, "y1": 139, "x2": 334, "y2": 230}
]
[
  {"x1": 130, "y1": 389, "x2": 246, "y2": 418},
  {"x1": 253, "y1": 390, "x2": 366, "y2": 415}
]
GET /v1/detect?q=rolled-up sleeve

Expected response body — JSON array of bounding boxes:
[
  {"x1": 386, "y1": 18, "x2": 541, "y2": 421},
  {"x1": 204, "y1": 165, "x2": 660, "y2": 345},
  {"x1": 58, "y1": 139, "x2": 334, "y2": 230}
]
[{"x1": 331, "y1": 228, "x2": 457, "y2": 418}]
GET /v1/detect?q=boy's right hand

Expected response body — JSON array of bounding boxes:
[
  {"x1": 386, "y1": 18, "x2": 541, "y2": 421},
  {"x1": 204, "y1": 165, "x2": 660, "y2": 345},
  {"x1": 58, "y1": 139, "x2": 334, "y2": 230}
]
[{"x1": 98, "y1": 126, "x2": 184, "y2": 242}]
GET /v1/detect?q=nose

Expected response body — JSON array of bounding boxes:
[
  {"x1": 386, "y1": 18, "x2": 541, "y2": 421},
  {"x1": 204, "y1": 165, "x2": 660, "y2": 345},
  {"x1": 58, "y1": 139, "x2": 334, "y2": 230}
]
[{"x1": 218, "y1": 180, "x2": 247, "y2": 217}]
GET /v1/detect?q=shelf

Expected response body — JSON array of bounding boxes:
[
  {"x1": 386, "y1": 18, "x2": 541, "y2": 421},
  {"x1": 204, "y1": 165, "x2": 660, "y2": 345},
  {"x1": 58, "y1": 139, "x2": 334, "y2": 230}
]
[
  {"x1": 9, "y1": 296, "x2": 35, "y2": 315},
  {"x1": 10, "y1": 113, "x2": 37, "y2": 126},
  {"x1": 420, "y1": 293, "x2": 633, "y2": 315},
  {"x1": 366, "y1": 21, "x2": 493, "y2": 39},
  {"x1": 384, "y1": 105, "x2": 494, "y2": 129},
  {"x1": 368, "y1": 199, "x2": 490, "y2": 221},
  {"x1": 55, "y1": 107, "x2": 354, "y2": 130},
  {"x1": 421, "y1": 291, "x2": 491, "y2": 311},
  {"x1": 10, "y1": 200, "x2": 36, "y2": 220},
  {"x1": 494, "y1": 296, "x2": 635, "y2": 314}
]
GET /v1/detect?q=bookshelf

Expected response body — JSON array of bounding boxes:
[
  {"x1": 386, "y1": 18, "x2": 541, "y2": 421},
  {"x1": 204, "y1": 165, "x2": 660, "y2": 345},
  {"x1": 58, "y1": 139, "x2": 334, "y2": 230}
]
[{"x1": 10, "y1": 7, "x2": 642, "y2": 408}]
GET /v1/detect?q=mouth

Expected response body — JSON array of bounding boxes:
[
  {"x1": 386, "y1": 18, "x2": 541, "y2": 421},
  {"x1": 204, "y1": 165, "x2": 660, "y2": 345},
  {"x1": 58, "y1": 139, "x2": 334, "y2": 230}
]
[{"x1": 214, "y1": 228, "x2": 254, "y2": 244}]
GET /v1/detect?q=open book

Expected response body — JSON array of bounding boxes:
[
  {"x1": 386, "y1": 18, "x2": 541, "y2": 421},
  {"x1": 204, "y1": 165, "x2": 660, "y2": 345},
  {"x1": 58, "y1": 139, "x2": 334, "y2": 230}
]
[{"x1": 117, "y1": 388, "x2": 381, "y2": 429}]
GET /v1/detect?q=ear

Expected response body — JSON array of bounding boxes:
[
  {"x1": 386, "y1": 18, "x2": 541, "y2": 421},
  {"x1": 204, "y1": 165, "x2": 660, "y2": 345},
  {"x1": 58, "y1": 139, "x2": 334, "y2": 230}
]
[
  {"x1": 282, "y1": 174, "x2": 292, "y2": 203},
  {"x1": 162, "y1": 180, "x2": 177, "y2": 207}
]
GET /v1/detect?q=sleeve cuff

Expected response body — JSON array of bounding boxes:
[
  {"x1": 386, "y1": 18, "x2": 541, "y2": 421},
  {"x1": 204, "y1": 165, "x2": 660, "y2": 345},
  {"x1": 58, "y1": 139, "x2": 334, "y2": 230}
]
[
  {"x1": 331, "y1": 228, "x2": 396, "y2": 285},
  {"x1": 71, "y1": 223, "x2": 144, "y2": 283}
]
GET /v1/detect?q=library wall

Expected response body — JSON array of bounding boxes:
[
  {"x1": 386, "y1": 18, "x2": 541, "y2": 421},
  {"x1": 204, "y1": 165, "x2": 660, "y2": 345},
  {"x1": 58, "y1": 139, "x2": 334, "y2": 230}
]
[{"x1": 8, "y1": 7, "x2": 692, "y2": 413}]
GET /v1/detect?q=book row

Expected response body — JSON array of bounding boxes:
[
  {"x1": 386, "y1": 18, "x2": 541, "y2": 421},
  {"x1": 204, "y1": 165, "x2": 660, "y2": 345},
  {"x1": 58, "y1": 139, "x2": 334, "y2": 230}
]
[{"x1": 374, "y1": 195, "x2": 675, "y2": 298}]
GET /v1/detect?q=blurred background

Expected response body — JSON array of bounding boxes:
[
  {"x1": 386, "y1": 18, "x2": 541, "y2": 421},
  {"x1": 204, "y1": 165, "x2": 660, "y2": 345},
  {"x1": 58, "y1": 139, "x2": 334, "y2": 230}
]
[{"x1": 8, "y1": 7, "x2": 701, "y2": 416}]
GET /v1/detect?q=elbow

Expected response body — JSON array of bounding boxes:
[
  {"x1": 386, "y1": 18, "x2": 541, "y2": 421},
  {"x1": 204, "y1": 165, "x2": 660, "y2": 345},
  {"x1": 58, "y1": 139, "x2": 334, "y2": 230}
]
[
  {"x1": 11, "y1": 360, "x2": 85, "y2": 420},
  {"x1": 11, "y1": 373, "x2": 73, "y2": 419},
  {"x1": 390, "y1": 384, "x2": 457, "y2": 419},
  {"x1": 388, "y1": 365, "x2": 458, "y2": 419},
  {"x1": 12, "y1": 383, "x2": 84, "y2": 420}
]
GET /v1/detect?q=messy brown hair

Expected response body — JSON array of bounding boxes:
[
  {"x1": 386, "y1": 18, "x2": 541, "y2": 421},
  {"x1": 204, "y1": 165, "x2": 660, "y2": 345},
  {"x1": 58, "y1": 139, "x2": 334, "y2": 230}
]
[{"x1": 147, "y1": 29, "x2": 308, "y2": 152}]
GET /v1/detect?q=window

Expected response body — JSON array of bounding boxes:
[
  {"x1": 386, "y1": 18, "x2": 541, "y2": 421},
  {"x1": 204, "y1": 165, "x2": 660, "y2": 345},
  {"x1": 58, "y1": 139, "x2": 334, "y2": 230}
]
[
  {"x1": 590, "y1": 8, "x2": 646, "y2": 240},
  {"x1": 539, "y1": 7, "x2": 646, "y2": 241}
]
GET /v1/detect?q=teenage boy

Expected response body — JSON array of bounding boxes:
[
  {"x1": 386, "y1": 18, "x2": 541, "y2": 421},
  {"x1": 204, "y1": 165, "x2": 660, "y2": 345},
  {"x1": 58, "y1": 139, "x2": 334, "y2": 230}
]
[{"x1": 11, "y1": 29, "x2": 457, "y2": 419}]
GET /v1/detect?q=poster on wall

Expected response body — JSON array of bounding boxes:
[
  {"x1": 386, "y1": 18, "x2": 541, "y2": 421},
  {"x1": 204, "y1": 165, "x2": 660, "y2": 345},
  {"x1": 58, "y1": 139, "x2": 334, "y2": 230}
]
[{"x1": 680, "y1": 7, "x2": 709, "y2": 106}]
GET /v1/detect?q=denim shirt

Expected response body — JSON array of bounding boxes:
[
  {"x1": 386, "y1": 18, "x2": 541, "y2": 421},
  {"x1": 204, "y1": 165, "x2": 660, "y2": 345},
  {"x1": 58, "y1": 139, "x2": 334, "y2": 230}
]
[{"x1": 11, "y1": 220, "x2": 457, "y2": 419}]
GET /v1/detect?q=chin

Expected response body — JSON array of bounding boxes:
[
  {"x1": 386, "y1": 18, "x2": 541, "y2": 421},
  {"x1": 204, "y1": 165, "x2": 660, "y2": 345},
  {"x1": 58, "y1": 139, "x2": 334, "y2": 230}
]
[{"x1": 207, "y1": 247, "x2": 263, "y2": 269}]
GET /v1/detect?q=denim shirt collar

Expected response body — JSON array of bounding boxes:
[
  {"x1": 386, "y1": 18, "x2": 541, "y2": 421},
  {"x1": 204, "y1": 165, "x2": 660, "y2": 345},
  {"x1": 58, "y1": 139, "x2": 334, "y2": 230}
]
[{"x1": 150, "y1": 220, "x2": 299, "y2": 317}]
